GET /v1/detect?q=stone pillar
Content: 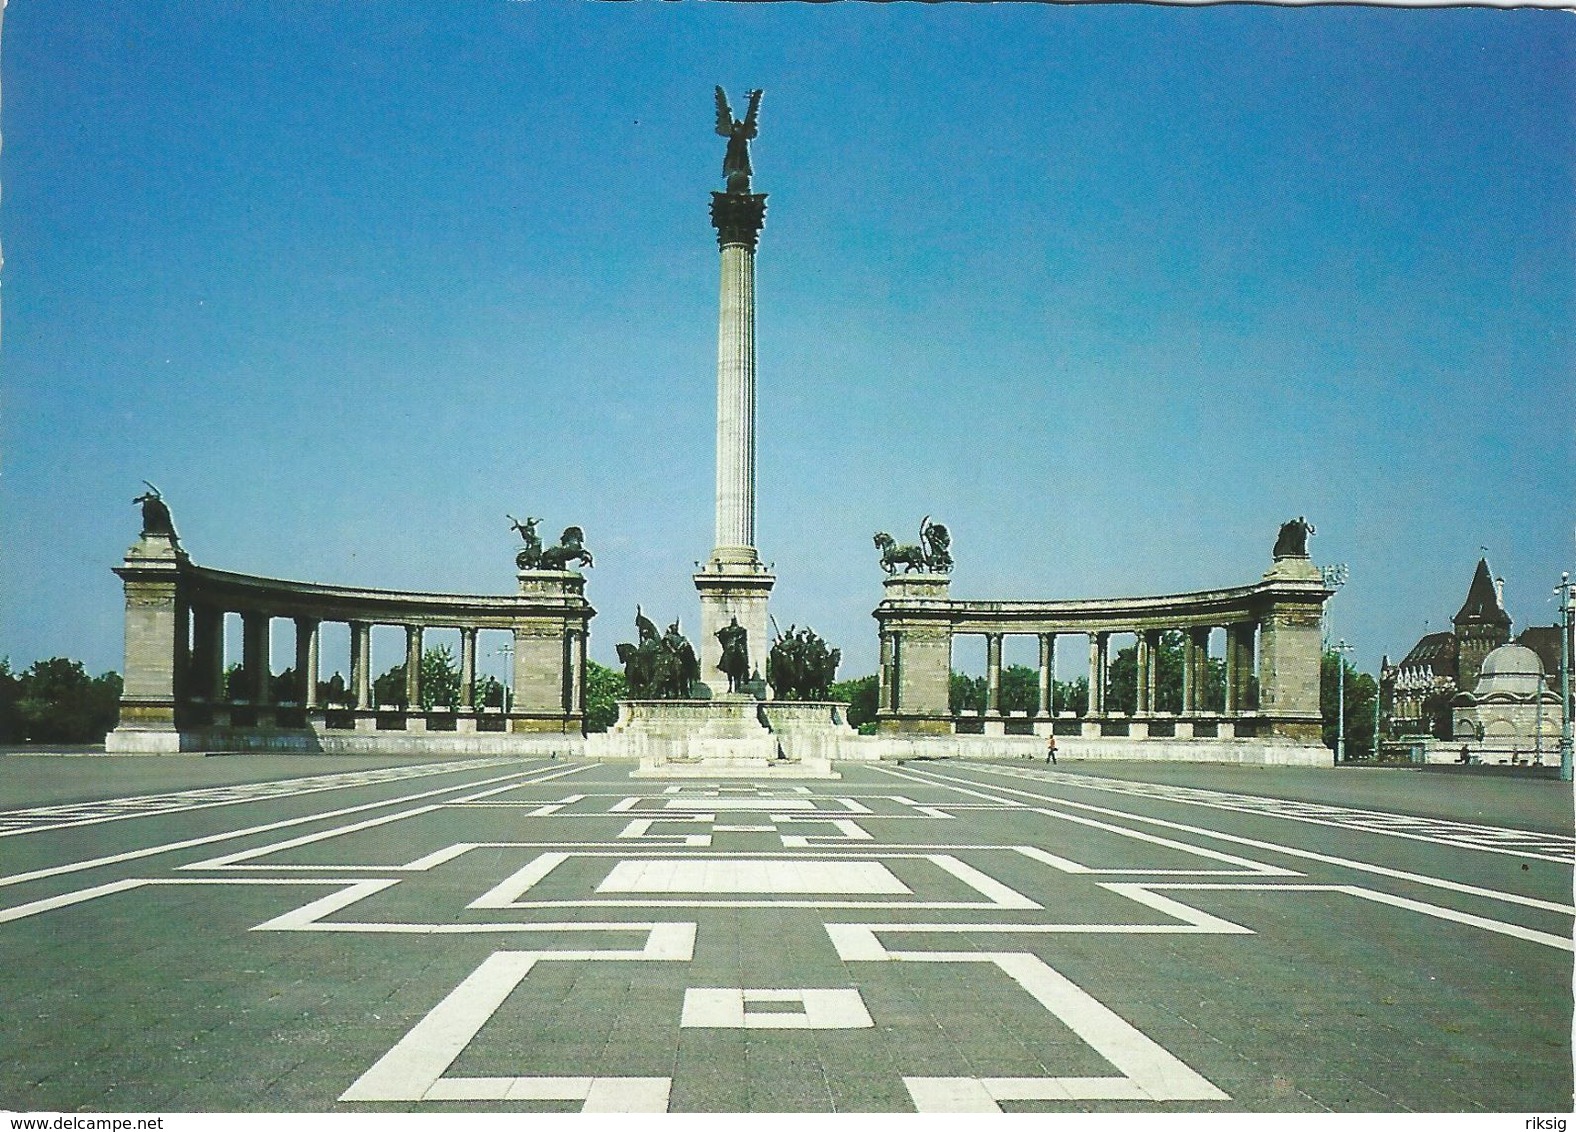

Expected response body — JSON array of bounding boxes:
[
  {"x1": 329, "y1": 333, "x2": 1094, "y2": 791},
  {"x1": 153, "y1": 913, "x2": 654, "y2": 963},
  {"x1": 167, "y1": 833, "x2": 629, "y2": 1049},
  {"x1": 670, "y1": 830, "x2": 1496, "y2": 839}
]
[
  {"x1": 108, "y1": 531, "x2": 188, "y2": 751},
  {"x1": 1086, "y1": 633, "x2": 1100, "y2": 715},
  {"x1": 1225, "y1": 622, "x2": 1255, "y2": 714},
  {"x1": 1143, "y1": 629, "x2": 1161, "y2": 714},
  {"x1": 511, "y1": 570, "x2": 593, "y2": 733},
  {"x1": 878, "y1": 632, "x2": 895, "y2": 713},
  {"x1": 459, "y1": 627, "x2": 478, "y2": 710},
  {"x1": 295, "y1": 617, "x2": 320, "y2": 708},
  {"x1": 1181, "y1": 630, "x2": 1197, "y2": 713},
  {"x1": 191, "y1": 606, "x2": 225, "y2": 701},
  {"x1": 1036, "y1": 632, "x2": 1055, "y2": 717},
  {"x1": 242, "y1": 612, "x2": 270, "y2": 705},
  {"x1": 985, "y1": 633, "x2": 1003, "y2": 716},
  {"x1": 696, "y1": 188, "x2": 776, "y2": 698},
  {"x1": 873, "y1": 574, "x2": 953, "y2": 734},
  {"x1": 350, "y1": 621, "x2": 372, "y2": 709},
  {"x1": 404, "y1": 625, "x2": 423, "y2": 708},
  {"x1": 1135, "y1": 632, "x2": 1152, "y2": 717},
  {"x1": 1193, "y1": 628, "x2": 1212, "y2": 712},
  {"x1": 1255, "y1": 546, "x2": 1332, "y2": 742}
]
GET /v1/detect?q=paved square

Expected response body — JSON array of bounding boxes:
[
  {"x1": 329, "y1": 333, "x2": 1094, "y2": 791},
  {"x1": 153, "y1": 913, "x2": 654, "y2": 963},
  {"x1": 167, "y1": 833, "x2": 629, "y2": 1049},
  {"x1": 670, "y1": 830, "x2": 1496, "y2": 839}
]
[{"x1": 0, "y1": 753, "x2": 1569, "y2": 1112}]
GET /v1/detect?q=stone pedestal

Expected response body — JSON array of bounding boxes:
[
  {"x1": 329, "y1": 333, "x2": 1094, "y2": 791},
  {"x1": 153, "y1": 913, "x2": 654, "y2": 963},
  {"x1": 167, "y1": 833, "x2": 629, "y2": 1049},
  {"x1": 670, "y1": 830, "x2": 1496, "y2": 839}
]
[
  {"x1": 106, "y1": 533, "x2": 190, "y2": 753},
  {"x1": 694, "y1": 560, "x2": 775, "y2": 699},
  {"x1": 1257, "y1": 554, "x2": 1329, "y2": 743},
  {"x1": 511, "y1": 570, "x2": 592, "y2": 734},
  {"x1": 874, "y1": 573, "x2": 955, "y2": 735},
  {"x1": 587, "y1": 696, "x2": 840, "y2": 779}
]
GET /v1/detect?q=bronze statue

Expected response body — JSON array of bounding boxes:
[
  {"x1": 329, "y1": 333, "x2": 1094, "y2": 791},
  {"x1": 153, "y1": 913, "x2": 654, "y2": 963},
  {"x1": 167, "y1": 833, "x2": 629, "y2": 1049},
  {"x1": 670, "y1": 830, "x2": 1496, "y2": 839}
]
[
  {"x1": 508, "y1": 515, "x2": 543, "y2": 569},
  {"x1": 715, "y1": 87, "x2": 762, "y2": 194},
  {"x1": 510, "y1": 516, "x2": 593, "y2": 571},
  {"x1": 716, "y1": 616, "x2": 751, "y2": 694},
  {"x1": 617, "y1": 611, "x2": 700, "y2": 699},
  {"x1": 767, "y1": 624, "x2": 841, "y2": 702},
  {"x1": 133, "y1": 482, "x2": 180, "y2": 545},
  {"x1": 1273, "y1": 517, "x2": 1315, "y2": 559},
  {"x1": 874, "y1": 516, "x2": 953, "y2": 575},
  {"x1": 921, "y1": 517, "x2": 953, "y2": 573},
  {"x1": 540, "y1": 526, "x2": 594, "y2": 570}
]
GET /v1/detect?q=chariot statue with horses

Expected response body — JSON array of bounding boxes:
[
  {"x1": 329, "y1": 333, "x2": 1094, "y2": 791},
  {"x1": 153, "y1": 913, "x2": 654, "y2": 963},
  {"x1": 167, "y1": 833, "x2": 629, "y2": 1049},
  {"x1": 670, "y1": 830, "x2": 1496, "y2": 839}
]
[
  {"x1": 510, "y1": 515, "x2": 594, "y2": 571},
  {"x1": 873, "y1": 516, "x2": 952, "y2": 575}
]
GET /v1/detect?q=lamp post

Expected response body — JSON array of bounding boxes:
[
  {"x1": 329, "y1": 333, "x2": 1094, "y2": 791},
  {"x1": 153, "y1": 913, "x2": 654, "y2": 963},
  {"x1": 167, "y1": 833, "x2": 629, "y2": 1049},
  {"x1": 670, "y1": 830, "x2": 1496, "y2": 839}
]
[
  {"x1": 1557, "y1": 572, "x2": 1573, "y2": 783},
  {"x1": 1333, "y1": 638, "x2": 1353, "y2": 765},
  {"x1": 1372, "y1": 675, "x2": 1381, "y2": 761}
]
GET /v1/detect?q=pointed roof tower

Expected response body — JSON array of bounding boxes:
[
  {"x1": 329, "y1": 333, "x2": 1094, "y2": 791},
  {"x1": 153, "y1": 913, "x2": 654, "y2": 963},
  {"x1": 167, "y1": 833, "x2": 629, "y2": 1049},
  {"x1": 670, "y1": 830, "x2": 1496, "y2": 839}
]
[{"x1": 1454, "y1": 558, "x2": 1512, "y2": 630}]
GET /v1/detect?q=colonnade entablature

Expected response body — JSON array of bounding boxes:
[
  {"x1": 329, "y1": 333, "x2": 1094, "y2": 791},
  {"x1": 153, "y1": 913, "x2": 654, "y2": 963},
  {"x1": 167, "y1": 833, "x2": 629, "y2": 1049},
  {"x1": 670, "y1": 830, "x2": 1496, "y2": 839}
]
[
  {"x1": 107, "y1": 526, "x2": 593, "y2": 753},
  {"x1": 873, "y1": 552, "x2": 1331, "y2": 744}
]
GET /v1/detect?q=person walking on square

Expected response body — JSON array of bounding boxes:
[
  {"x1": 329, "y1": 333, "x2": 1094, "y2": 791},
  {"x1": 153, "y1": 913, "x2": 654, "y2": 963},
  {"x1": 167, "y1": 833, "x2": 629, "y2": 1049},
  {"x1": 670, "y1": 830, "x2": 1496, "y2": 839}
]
[{"x1": 1045, "y1": 734, "x2": 1058, "y2": 764}]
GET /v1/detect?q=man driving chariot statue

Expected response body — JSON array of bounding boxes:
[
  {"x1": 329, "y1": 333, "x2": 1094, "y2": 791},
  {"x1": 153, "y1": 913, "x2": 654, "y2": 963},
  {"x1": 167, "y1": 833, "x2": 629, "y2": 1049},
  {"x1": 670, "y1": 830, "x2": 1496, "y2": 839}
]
[{"x1": 873, "y1": 516, "x2": 953, "y2": 575}]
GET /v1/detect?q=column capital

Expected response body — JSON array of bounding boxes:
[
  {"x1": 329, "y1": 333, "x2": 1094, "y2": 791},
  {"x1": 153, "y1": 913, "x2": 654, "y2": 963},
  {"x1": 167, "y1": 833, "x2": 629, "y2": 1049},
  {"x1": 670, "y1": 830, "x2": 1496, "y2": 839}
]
[{"x1": 710, "y1": 192, "x2": 767, "y2": 249}]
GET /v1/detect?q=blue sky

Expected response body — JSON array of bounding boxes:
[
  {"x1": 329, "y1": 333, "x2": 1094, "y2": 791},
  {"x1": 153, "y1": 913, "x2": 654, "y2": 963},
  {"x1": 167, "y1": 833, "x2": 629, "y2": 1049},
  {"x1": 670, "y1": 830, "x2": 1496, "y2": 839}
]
[{"x1": 3, "y1": 2, "x2": 1572, "y2": 688}]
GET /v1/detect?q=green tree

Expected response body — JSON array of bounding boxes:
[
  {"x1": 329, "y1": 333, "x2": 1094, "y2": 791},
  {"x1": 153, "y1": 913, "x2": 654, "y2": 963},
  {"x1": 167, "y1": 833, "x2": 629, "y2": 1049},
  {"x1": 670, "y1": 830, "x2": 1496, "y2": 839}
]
[
  {"x1": 475, "y1": 673, "x2": 505, "y2": 710},
  {"x1": 373, "y1": 646, "x2": 461, "y2": 710},
  {"x1": 585, "y1": 660, "x2": 625, "y2": 732},
  {"x1": 9, "y1": 658, "x2": 122, "y2": 743},
  {"x1": 0, "y1": 659, "x2": 21, "y2": 742},
  {"x1": 1105, "y1": 631, "x2": 1226, "y2": 714},
  {"x1": 830, "y1": 674, "x2": 878, "y2": 728},
  {"x1": 950, "y1": 672, "x2": 986, "y2": 714},
  {"x1": 1322, "y1": 650, "x2": 1378, "y2": 758}
]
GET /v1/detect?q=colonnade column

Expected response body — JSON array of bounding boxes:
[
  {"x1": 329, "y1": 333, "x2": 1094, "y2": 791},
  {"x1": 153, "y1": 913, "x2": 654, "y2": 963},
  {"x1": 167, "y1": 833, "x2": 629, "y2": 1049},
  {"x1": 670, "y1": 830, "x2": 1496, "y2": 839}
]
[
  {"x1": 1135, "y1": 632, "x2": 1152, "y2": 717},
  {"x1": 1181, "y1": 630, "x2": 1197, "y2": 713},
  {"x1": 1086, "y1": 633, "x2": 1101, "y2": 715},
  {"x1": 1037, "y1": 633, "x2": 1055, "y2": 717},
  {"x1": 350, "y1": 621, "x2": 371, "y2": 709},
  {"x1": 192, "y1": 607, "x2": 225, "y2": 701},
  {"x1": 459, "y1": 627, "x2": 478, "y2": 710},
  {"x1": 242, "y1": 612, "x2": 270, "y2": 705},
  {"x1": 1193, "y1": 628, "x2": 1212, "y2": 711},
  {"x1": 1144, "y1": 630, "x2": 1161, "y2": 714},
  {"x1": 985, "y1": 633, "x2": 1003, "y2": 717},
  {"x1": 878, "y1": 632, "x2": 894, "y2": 713},
  {"x1": 404, "y1": 626, "x2": 423, "y2": 709},
  {"x1": 295, "y1": 617, "x2": 320, "y2": 708}
]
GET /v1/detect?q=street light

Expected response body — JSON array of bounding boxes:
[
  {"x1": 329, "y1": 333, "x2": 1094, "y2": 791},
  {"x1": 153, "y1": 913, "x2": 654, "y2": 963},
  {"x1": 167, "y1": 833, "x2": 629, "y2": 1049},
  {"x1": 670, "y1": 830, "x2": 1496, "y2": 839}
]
[
  {"x1": 1320, "y1": 564, "x2": 1349, "y2": 645},
  {"x1": 1333, "y1": 638, "x2": 1354, "y2": 765},
  {"x1": 1557, "y1": 572, "x2": 1574, "y2": 783}
]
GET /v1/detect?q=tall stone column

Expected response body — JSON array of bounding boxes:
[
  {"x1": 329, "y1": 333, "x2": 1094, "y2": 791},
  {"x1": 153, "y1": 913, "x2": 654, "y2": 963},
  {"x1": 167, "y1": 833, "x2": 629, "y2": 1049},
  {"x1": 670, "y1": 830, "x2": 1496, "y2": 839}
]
[
  {"x1": 1135, "y1": 632, "x2": 1152, "y2": 717},
  {"x1": 404, "y1": 625, "x2": 423, "y2": 708},
  {"x1": 984, "y1": 633, "x2": 1003, "y2": 716},
  {"x1": 695, "y1": 188, "x2": 774, "y2": 696},
  {"x1": 350, "y1": 621, "x2": 372, "y2": 709},
  {"x1": 459, "y1": 627, "x2": 478, "y2": 710},
  {"x1": 295, "y1": 617, "x2": 320, "y2": 708},
  {"x1": 242, "y1": 612, "x2": 270, "y2": 705},
  {"x1": 1037, "y1": 633, "x2": 1055, "y2": 718}
]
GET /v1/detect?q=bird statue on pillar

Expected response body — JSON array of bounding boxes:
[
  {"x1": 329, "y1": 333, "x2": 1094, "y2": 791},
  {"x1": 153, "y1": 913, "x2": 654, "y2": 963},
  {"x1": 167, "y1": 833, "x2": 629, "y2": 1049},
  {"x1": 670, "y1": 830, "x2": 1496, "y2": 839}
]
[{"x1": 715, "y1": 86, "x2": 763, "y2": 194}]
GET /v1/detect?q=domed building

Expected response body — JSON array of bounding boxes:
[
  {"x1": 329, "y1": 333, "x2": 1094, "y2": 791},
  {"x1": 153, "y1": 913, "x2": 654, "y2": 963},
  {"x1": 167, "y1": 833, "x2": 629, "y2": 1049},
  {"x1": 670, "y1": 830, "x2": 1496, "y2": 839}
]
[{"x1": 1449, "y1": 643, "x2": 1562, "y2": 765}]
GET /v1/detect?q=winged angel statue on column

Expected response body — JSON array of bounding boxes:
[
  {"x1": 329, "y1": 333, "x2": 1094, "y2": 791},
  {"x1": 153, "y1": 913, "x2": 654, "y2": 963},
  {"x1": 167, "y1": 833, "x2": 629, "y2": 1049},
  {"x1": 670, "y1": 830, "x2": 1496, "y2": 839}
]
[{"x1": 715, "y1": 86, "x2": 763, "y2": 193}]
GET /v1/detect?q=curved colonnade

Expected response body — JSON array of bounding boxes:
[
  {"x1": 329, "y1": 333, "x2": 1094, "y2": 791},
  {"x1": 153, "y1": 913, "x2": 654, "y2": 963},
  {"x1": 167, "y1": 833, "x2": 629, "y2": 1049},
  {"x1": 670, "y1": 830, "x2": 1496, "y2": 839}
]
[
  {"x1": 107, "y1": 529, "x2": 591, "y2": 753},
  {"x1": 875, "y1": 553, "x2": 1331, "y2": 744}
]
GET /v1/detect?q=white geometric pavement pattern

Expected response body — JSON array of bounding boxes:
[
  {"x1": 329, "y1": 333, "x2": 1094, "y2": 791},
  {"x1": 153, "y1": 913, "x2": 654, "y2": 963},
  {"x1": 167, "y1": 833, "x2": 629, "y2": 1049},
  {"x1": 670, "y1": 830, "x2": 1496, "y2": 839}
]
[
  {"x1": 974, "y1": 764, "x2": 1576, "y2": 862},
  {"x1": 0, "y1": 757, "x2": 527, "y2": 836}
]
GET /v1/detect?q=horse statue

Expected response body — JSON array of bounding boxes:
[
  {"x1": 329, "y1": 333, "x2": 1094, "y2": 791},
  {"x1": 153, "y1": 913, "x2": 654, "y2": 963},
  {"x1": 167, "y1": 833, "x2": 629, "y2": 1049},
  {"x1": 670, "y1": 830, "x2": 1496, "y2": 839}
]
[
  {"x1": 617, "y1": 610, "x2": 699, "y2": 699},
  {"x1": 873, "y1": 532, "x2": 928, "y2": 575},
  {"x1": 540, "y1": 526, "x2": 594, "y2": 570}
]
